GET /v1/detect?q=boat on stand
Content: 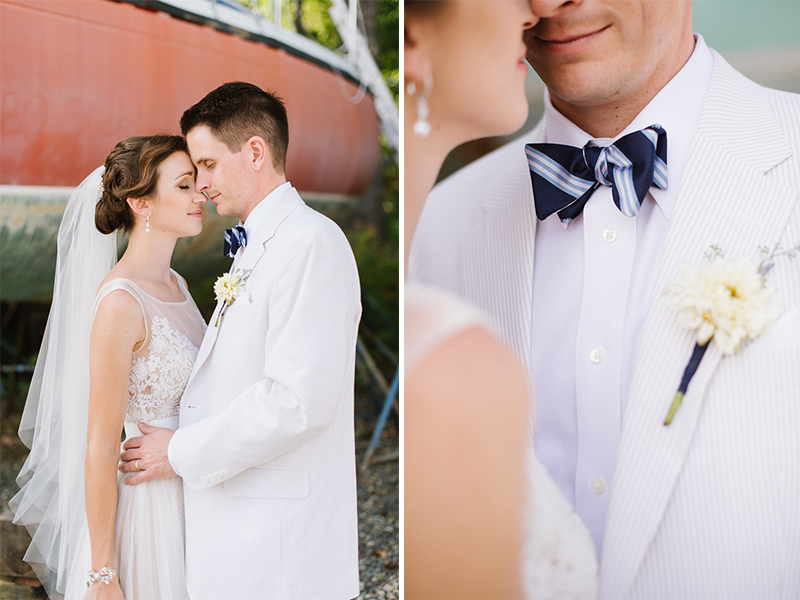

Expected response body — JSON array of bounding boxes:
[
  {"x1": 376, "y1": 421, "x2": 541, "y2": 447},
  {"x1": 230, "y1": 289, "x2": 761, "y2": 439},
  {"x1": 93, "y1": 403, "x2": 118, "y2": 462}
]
[{"x1": 0, "y1": 0, "x2": 387, "y2": 301}]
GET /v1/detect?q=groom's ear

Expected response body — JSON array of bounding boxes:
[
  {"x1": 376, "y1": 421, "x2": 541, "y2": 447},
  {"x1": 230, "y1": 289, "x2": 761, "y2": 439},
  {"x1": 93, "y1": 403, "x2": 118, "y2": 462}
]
[{"x1": 246, "y1": 136, "x2": 270, "y2": 172}]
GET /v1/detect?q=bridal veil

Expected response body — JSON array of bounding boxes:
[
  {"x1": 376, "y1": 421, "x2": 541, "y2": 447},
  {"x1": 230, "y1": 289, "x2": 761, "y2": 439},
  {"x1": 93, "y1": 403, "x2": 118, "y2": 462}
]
[{"x1": 9, "y1": 166, "x2": 117, "y2": 598}]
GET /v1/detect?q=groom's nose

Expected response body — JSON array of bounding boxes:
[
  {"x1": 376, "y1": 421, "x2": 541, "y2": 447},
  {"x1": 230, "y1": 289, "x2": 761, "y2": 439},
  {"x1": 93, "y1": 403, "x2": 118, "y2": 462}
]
[{"x1": 195, "y1": 172, "x2": 211, "y2": 194}]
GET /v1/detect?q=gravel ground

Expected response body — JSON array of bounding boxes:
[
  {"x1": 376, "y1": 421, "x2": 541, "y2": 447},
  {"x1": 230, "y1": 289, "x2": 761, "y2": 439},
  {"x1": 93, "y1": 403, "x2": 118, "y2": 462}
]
[
  {"x1": 354, "y1": 387, "x2": 400, "y2": 600},
  {"x1": 0, "y1": 379, "x2": 399, "y2": 600}
]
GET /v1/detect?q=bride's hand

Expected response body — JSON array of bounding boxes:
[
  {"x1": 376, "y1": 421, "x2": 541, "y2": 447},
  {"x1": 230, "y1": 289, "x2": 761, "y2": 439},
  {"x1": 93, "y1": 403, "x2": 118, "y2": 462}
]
[{"x1": 84, "y1": 579, "x2": 125, "y2": 600}]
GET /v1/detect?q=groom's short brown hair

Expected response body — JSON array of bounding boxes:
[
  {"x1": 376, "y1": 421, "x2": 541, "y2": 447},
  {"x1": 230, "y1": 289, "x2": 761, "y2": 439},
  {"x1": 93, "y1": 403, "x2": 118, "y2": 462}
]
[{"x1": 180, "y1": 81, "x2": 289, "y2": 174}]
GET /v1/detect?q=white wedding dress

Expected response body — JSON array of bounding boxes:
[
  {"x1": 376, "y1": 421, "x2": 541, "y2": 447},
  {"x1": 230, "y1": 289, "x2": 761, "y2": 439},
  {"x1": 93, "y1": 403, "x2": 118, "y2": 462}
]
[
  {"x1": 10, "y1": 168, "x2": 207, "y2": 600},
  {"x1": 63, "y1": 274, "x2": 206, "y2": 599},
  {"x1": 406, "y1": 282, "x2": 598, "y2": 599}
]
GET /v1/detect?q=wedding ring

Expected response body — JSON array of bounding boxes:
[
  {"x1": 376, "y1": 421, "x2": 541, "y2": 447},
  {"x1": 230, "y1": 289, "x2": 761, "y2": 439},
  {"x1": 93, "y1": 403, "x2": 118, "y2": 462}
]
[{"x1": 134, "y1": 460, "x2": 141, "y2": 472}]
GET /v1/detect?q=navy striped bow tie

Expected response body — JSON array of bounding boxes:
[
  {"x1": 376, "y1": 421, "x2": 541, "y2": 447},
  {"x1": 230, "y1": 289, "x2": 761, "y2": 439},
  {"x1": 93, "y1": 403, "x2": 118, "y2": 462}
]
[
  {"x1": 526, "y1": 125, "x2": 668, "y2": 223},
  {"x1": 223, "y1": 225, "x2": 247, "y2": 258}
]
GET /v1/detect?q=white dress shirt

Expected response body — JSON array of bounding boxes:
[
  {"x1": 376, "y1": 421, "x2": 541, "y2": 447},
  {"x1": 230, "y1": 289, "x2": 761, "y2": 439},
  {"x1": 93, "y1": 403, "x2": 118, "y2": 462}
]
[{"x1": 530, "y1": 35, "x2": 714, "y2": 552}]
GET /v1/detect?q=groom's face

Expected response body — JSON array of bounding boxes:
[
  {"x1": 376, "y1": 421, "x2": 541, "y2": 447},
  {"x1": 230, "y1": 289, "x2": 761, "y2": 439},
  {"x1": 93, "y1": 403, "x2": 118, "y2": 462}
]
[
  {"x1": 524, "y1": 0, "x2": 693, "y2": 128},
  {"x1": 186, "y1": 125, "x2": 251, "y2": 220}
]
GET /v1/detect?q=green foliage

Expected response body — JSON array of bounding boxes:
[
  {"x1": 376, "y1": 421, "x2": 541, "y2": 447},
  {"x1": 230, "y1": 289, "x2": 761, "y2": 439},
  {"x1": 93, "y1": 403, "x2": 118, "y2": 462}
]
[
  {"x1": 239, "y1": 0, "x2": 398, "y2": 98},
  {"x1": 0, "y1": 372, "x2": 32, "y2": 414},
  {"x1": 242, "y1": 0, "x2": 341, "y2": 46},
  {"x1": 377, "y1": 1, "x2": 399, "y2": 101},
  {"x1": 348, "y1": 222, "x2": 398, "y2": 326},
  {"x1": 300, "y1": 0, "x2": 343, "y2": 48},
  {"x1": 188, "y1": 276, "x2": 223, "y2": 322},
  {"x1": 380, "y1": 139, "x2": 399, "y2": 241}
]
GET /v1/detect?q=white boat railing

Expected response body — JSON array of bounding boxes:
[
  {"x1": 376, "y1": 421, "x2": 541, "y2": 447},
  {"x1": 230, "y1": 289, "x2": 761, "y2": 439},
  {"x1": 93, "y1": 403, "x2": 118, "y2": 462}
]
[
  {"x1": 328, "y1": 0, "x2": 399, "y2": 159},
  {"x1": 134, "y1": 0, "x2": 398, "y2": 159}
]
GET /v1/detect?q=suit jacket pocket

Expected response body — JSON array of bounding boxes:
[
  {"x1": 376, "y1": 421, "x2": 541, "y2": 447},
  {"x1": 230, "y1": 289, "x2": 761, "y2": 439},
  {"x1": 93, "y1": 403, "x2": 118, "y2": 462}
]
[
  {"x1": 742, "y1": 307, "x2": 800, "y2": 353},
  {"x1": 223, "y1": 466, "x2": 310, "y2": 499},
  {"x1": 225, "y1": 300, "x2": 259, "y2": 321}
]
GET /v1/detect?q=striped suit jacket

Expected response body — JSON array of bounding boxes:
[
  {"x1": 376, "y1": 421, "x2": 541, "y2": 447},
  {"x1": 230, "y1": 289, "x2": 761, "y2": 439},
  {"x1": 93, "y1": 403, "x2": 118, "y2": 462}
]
[
  {"x1": 410, "y1": 51, "x2": 800, "y2": 599},
  {"x1": 170, "y1": 187, "x2": 362, "y2": 600}
]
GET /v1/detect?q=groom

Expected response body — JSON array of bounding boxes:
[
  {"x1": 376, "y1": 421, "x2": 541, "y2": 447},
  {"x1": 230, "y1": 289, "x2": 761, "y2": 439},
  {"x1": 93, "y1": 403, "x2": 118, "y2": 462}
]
[
  {"x1": 120, "y1": 82, "x2": 361, "y2": 599},
  {"x1": 411, "y1": 0, "x2": 800, "y2": 598}
]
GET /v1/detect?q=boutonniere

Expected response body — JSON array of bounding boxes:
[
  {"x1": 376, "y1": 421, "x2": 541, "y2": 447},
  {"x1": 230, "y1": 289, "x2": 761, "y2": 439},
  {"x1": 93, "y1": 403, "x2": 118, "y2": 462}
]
[
  {"x1": 213, "y1": 268, "x2": 251, "y2": 327},
  {"x1": 662, "y1": 245, "x2": 789, "y2": 425}
]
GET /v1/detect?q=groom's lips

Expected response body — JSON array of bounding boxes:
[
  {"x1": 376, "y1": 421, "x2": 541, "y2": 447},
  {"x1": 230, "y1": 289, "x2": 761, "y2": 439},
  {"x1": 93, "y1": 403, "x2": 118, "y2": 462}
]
[{"x1": 533, "y1": 24, "x2": 610, "y2": 55}]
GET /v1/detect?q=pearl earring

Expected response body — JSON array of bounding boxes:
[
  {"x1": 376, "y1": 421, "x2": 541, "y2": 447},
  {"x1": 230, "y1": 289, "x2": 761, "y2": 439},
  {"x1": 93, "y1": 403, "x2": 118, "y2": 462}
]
[
  {"x1": 146, "y1": 215, "x2": 150, "y2": 233},
  {"x1": 407, "y1": 74, "x2": 433, "y2": 138}
]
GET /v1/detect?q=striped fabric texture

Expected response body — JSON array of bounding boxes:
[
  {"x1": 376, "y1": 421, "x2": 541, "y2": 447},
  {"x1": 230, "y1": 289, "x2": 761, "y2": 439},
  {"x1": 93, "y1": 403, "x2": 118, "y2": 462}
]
[
  {"x1": 223, "y1": 224, "x2": 247, "y2": 258},
  {"x1": 411, "y1": 50, "x2": 800, "y2": 599},
  {"x1": 526, "y1": 125, "x2": 668, "y2": 222}
]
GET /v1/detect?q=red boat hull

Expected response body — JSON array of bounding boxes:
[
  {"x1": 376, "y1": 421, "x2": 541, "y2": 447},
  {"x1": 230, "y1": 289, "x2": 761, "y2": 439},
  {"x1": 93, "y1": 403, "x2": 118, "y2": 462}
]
[{"x1": 0, "y1": 0, "x2": 380, "y2": 195}]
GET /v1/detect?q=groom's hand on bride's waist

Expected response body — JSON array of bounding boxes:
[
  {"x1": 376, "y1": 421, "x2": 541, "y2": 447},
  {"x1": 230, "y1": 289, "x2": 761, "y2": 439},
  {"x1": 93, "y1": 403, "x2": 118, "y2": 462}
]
[{"x1": 118, "y1": 423, "x2": 177, "y2": 485}]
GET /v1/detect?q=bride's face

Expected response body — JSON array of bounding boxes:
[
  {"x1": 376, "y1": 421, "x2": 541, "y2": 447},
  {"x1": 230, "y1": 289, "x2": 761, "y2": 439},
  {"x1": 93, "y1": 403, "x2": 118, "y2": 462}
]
[
  {"x1": 150, "y1": 151, "x2": 206, "y2": 238},
  {"x1": 410, "y1": 0, "x2": 537, "y2": 142}
]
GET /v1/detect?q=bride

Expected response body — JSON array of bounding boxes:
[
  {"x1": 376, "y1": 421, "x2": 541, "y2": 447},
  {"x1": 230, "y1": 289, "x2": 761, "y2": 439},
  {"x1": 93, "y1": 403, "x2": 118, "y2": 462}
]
[
  {"x1": 404, "y1": 1, "x2": 597, "y2": 598},
  {"x1": 10, "y1": 135, "x2": 207, "y2": 599}
]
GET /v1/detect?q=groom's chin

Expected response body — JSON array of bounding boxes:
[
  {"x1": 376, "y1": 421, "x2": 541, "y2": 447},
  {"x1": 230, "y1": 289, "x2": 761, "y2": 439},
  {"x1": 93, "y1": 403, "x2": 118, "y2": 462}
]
[{"x1": 214, "y1": 203, "x2": 234, "y2": 218}]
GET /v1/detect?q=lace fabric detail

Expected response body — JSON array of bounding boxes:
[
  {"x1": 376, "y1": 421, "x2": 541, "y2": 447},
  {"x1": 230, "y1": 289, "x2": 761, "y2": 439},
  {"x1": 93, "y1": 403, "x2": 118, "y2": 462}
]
[
  {"x1": 522, "y1": 453, "x2": 598, "y2": 599},
  {"x1": 127, "y1": 315, "x2": 199, "y2": 424}
]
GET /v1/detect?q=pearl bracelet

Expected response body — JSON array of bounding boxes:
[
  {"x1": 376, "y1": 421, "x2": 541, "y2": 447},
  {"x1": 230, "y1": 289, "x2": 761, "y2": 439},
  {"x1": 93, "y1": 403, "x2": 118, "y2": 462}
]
[{"x1": 87, "y1": 566, "x2": 117, "y2": 587}]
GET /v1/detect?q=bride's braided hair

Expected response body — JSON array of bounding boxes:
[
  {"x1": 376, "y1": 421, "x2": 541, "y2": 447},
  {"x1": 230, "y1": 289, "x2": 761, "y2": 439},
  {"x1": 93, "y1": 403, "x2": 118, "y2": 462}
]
[{"x1": 96, "y1": 135, "x2": 188, "y2": 234}]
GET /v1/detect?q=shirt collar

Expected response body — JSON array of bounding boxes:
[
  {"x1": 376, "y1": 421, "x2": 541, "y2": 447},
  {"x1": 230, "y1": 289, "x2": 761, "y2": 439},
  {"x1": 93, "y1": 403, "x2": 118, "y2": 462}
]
[
  {"x1": 543, "y1": 34, "x2": 714, "y2": 221},
  {"x1": 240, "y1": 181, "x2": 293, "y2": 239}
]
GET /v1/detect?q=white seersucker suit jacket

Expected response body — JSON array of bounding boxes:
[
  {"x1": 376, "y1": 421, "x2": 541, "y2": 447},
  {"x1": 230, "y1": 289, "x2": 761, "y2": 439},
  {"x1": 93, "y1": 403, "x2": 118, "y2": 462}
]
[
  {"x1": 410, "y1": 52, "x2": 800, "y2": 599},
  {"x1": 170, "y1": 186, "x2": 361, "y2": 599}
]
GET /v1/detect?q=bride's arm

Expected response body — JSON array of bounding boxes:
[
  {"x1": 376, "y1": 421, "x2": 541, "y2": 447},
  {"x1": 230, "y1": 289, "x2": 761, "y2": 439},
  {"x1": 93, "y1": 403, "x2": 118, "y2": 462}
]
[
  {"x1": 405, "y1": 327, "x2": 529, "y2": 600},
  {"x1": 84, "y1": 290, "x2": 145, "y2": 599}
]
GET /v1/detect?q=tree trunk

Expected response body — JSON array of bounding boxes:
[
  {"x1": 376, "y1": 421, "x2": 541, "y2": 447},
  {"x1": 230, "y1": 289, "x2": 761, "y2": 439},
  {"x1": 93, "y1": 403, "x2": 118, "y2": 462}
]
[
  {"x1": 294, "y1": 0, "x2": 308, "y2": 37},
  {"x1": 360, "y1": 0, "x2": 380, "y2": 61}
]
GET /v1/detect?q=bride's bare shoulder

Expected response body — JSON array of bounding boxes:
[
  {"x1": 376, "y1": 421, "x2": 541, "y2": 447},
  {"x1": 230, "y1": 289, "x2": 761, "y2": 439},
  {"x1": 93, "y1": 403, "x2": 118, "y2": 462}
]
[
  {"x1": 93, "y1": 286, "x2": 141, "y2": 323},
  {"x1": 407, "y1": 326, "x2": 528, "y2": 422},
  {"x1": 404, "y1": 327, "x2": 528, "y2": 598},
  {"x1": 91, "y1": 287, "x2": 146, "y2": 349}
]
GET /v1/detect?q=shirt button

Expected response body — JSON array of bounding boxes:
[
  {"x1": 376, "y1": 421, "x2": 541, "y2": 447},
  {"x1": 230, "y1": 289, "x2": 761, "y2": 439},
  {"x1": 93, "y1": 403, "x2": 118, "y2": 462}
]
[
  {"x1": 589, "y1": 347, "x2": 606, "y2": 364},
  {"x1": 591, "y1": 478, "x2": 607, "y2": 495},
  {"x1": 603, "y1": 227, "x2": 618, "y2": 243}
]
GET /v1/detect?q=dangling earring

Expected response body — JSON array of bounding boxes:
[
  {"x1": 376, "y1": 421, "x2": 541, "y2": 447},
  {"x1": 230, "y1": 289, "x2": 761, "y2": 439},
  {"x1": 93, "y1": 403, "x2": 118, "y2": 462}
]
[
  {"x1": 145, "y1": 215, "x2": 150, "y2": 233},
  {"x1": 407, "y1": 74, "x2": 433, "y2": 138}
]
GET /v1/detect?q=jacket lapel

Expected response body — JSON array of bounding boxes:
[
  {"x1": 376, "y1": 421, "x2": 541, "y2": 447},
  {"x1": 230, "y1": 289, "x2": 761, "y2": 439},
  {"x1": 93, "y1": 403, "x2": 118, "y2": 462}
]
[
  {"x1": 462, "y1": 123, "x2": 545, "y2": 368},
  {"x1": 600, "y1": 52, "x2": 797, "y2": 598},
  {"x1": 185, "y1": 187, "x2": 304, "y2": 385}
]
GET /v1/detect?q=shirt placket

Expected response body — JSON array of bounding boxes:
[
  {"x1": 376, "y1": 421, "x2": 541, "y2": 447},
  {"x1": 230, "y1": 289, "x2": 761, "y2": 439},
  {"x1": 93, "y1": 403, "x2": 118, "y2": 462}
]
[{"x1": 573, "y1": 186, "x2": 637, "y2": 550}]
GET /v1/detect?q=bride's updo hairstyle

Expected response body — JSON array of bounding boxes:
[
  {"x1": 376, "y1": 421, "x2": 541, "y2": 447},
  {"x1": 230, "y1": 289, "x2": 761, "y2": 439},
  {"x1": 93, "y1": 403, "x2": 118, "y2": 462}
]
[{"x1": 96, "y1": 135, "x2": 189, "y2": 234}]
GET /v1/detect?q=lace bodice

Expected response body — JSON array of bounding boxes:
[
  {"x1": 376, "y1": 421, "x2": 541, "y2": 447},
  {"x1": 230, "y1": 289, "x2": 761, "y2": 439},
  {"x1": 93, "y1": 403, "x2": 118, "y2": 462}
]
[{"x1": 94, "y1": 274, "x2": 207, "y2": 424}]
